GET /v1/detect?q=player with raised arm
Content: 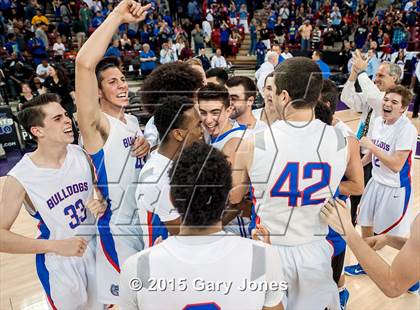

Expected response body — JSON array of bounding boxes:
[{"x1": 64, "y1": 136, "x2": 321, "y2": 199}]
[
  {"x1": 354, "y1": 85, "x2": 418, "y2": 293},
  {"x1": 120, "y1": 142, "x2": 285, "y2": 310},
  {"x1": 136, "y1": 96, "x2": 203, "y2": 246},
  {"x1": 231, "y1": 57, "x2": 349, "y2": 309},
  {"x1": 75, "y1": 0, "x2": 151, "y2": 304},
  {"x1": 0, "y1": 94, "x2": 103, "y2": 309}
]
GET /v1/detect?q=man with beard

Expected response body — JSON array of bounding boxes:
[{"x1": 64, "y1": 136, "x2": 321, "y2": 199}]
[{"x1": 226, "y1": 76, "x2": 266, "y2": 131}]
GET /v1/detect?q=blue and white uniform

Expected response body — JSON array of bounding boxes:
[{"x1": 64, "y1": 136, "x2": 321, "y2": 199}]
[
  {"x1": 248, "y1": 119, "x2": 348, "y2": 310},
  {"x1": 8, "y1": 145, "x2": 100, "y2": 310},
  {"x1": 358, "y1": 115, "x2": 417, "y2": 236},
  {"x1": 89, "y1": 113, "x2": 145, "y2": 304},
  {"x1": 209, "y1": 123, "x2": 251, "y2": 237},
  {"x1": 136, "y1": 150, "x2": 180, "y2": 247}
]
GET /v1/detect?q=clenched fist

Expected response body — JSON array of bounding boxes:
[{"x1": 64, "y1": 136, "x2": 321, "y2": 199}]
[{"x1": 53, "y1": 237, "x2": 88, "y2": 257}]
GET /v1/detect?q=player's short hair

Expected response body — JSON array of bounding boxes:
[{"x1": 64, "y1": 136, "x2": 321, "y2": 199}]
[
  {"x1": 264, "y1": 72, "x2": 274, "y2": 87},
  {"x1": 154, "y1": 96, "x2": 194, "y2": 141},
  {"x1": 321, "y1": 79, "x2": 339, "y2": 113},
  {"x1": 169, "y1": 142, "x2": 232, "y2": 227},
  {"x1": 274, "y1": 57, "x2": 323, "y2": 109},
  {"x1": 205, "y1": 68, "x2": 229, "y2": 85},
  {"x1": 18, "y1": 93, "x2": 61, "y2": 139},
  {"x1": 314, "y1": 50, "x2": 323, "y2": 59},
  {"x1": 141, "y1": 62, "x2": 204, "y2": 114},
  {"x1": 225, "y1": 76, "x2": 257, "y2": 101},
  {"x1": 196, "y1": 83, "x2": 230, "y2": 108},
  {"x1": 95, "y1": 56, "x2": 122, "y2": 88},
  {"x1": 385, "y1": 85, "x2": 413, "y2": 109},
  {"x1": 185, "y1": 58, "x2": 203, "y2": 67}
]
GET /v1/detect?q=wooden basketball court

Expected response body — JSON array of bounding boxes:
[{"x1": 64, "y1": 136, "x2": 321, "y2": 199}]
[{"x1": 0, "y1": 110, "x2": 419, "y2": 309}]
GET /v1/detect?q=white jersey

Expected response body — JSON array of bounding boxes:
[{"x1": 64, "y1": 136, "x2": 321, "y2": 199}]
[
  {"x1": 369, "y1": 115, "x2": 417, "y2": 188},
  {"x1": 89, "y1": 113, "x2": 145, "y2": 303},
  {"x1": 120, "y1": 233, "x2": 285, "y2": 310},
  {"x1": 8, "y1": 144, "x2": 100, "y2": 309},
  {"x1": 249, "y1": 120, "x2": 348, "y2": 246},
  {"x1": 334, "y1": 119, "x2": 354, "y2": 138},
  {"x1": 8, "y1": 144, "x2": 95, "y2": 240},
  {"x1": 210, "y1": 123, "x2": 248, "y2": 151},
  {"x1": 136, "y1": 150, "x2": 180, "y2": 247}
]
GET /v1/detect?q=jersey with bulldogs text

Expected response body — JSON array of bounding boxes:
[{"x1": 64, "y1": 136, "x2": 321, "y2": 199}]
[
  {"x1": 369, "y1": 115, "x2": 417, "y2": 188},
  {"x1": 8, "y1": 144, "x2": 95, "y2": 240}
]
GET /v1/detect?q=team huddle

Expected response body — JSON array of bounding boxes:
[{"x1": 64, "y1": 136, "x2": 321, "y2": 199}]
[{"x1": 0, "y1": 1, "x2": 418, "y2": 310}]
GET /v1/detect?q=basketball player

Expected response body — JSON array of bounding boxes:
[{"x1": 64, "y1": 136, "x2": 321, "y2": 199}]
[
  {"x1": 226, "y1": 76, "x2": 266, "y2": 131},
  {"x1": 141, "y1": 62, "x2": 204, "y2": 149},
  {"x1": 136, "y1": 96, "x2": 203, "y2": 246},
  {"x1": 205, "y1": 68, "x2": 229, "y2": 85},
  {"x1": 231, "y1": 57, "x2": 349, "y2": 309},
  {"x1": 252, "y1": 73, "x2": 280, "y2": 126},
  {"x1": 120, "y1": 143, "x2": 285, "y2": 310},
  {"x1": 197, "y1": 83, "x2": 251, "y2": 237},
  {"x1": 75, "y1": 0, "x2": 151, "y2": 304},
  {"x1": 0, "y1": 94, "x2": 102, "y2": 309},
  {"x1": 321, "y1": 199, "x2": 420, "y2": 298},
  {"x1": 341, "y1": 51, "x2": 401, "y2": 229},
  {"x1": 351, "y1": 86, "x2": 418, "y2": 292},
  {"x1": 315, "y1": 80, "x2": 364, "y2": 308}
]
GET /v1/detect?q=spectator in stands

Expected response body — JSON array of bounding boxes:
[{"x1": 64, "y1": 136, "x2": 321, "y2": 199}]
[
  {"x1": 4, "y1": 33, "x2": 19, "y2": 55},
  {"x1": 160, "y1": 42, "x2": 177, "y2": 64},
  {"x1": 31, "y1": 9, "x2": 49, "y2": 25},
  {"x1": 27, "y1": 34, "x2": 47, "y2": 65},
  {"x1": 355, "y1": 21, "x2": 368, "y2": 49},
  {"x1": 229, "y1": 29, "x2": 242, "y2": 57},
  {"x1": 120, "y1": 33, "x2": 132, "y2": 51},
  {"x1": 312, "y1": 25, "x2": 322, "y2": 50},
  {"x1": 18, "y1": 82, "x2": 36, "y2": 110},
  {"x1": 339, "y1": 40, "x2": 353, "y2": 75},
  {"x1": 133, "y1": 38, "x2": 142, "y2": 52},
  {"x1": 220, "y1": 22, "x2": 230, "y2": 57},
  {"x1": 288, "y1": 20, "x2": 297, "y2": 45},
  {"x1": 392, "y1": 21, "x2": 407, "y2": 51},
  {"x1": 281, "y1": 46, "x2": 293, "y2": 59},
  {"x1": 140, "y1": 43, "x2": 157, "y2": 77},
  {"x1": 35, "y1": 22, "x2": 49, "y2": 50},
  {"x1": 274, "y1": 16, "x2": 286, "y2": 45},
  {"x1": 298, "y1": 20, "x2": 312, "y2": 51},
  {"x1": 72, "y1": 17, "x2": 86, "y2": 51},
  {"x1": 105, "y1": 39, "x2": 121, "y2": 58},
  {"x1": 330, "y1": 5, "x2": 342, "y2": 30},
  {"x1": 206, "y1": 68, "x2": 228, "y2": 85},
  {"x1": 256, "y1": 38, "x2": 267, "y2": 69},
  {"x1": 239, "y1": 4, "x2": 249, "y2": 34},
  {"x1": 312, "y1": 50, "x2": 331, "y2": 79},
  {"x1": 260, "y1": 22, "x2": 270, "y2": 49},
  {"x1": 202, "y1": 19, "x2": 211, "y2": 44},
  {"x1": 185, "y1": 58, "x2": 206, "y2": 85},
  {"x1": 367, "y1": 48, "x2": 380, "y2": 80},
  {"x1": 179, "y1": 41, "x2": 193, "y2": 61},
  {"x1": 248, "y1": 19, "x2": 257, "y2": 56},
  {"x1": 411, "y1": 53, "x2": 420, "y2": 118},
  {"x1": 255, "y1": 51, "x2": 278, "y2": 95},
  {"x1": 79, "y1": 2, "x2": 92, "y2": 34},
  {"x1": 211, "y1": 48, "x2": 227, "y2": 69},
  {"x1": 191, "y1": 23, "x2": 205, "y2": 55},
  {"x1": 32, "y1": 77, "x2": 45, "y2": 96},
  {"x1": 52, "y1": 36, "x2": 65, "y2": 60},
  {"x1": 57, "y1": 16, "x2": 73, "y2": 48},
  {"x1": 394, "y1": 50, "x2": 407, "y2": 81},
  {"x1": 91, "y1": 10, "x2": 105, "y2": 30},
  {"x1": 35, "y1": 59, "x2": 51, "y2": 83},
  {"x1": 279, "y1": 2, "x2": 290, "y2": 20},
  {"x1": 197, "y1": 47, "x2": 211, "y2": 71}
]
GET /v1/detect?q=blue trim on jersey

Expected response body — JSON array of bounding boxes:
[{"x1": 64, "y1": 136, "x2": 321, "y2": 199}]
[
  {"x1": 326, "y1": 188, "x2": 348, "y2": 257},
  {"x1": 236, "y1": 216, "x2": 248, "y2": 238},
  {"x1": 248, "y1": 183, "x2": 257, "y2": 236},
  {"x1": 399, "y1": 152, "x2": 412, "y2": 188},
  {"x1": 149, "y1": 212, "x2": 168, "y2": 245},
  {"x1": 210, "y1": 124, "x2": 247, "y2": 144},
  {"x1": 90, "y1": 149, "x2": 120, "y2": 272},
  {"x1": 32, "y1": 212, "x2": 56, "y2": 308}
]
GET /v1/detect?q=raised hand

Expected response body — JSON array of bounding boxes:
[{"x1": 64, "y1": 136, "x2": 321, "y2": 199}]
[
  {"x1": 251, "y1": 224, "x2": 271, "y2": 244},
  {"x1": 320, "y1": 198, "x2": 352, "y2": 236},
  {"x1": 86, "y1": 198, "x2": 107, "y2": 218},
  {"x1": 113, "y1": 0, "x2": 152, "y2": 24}
]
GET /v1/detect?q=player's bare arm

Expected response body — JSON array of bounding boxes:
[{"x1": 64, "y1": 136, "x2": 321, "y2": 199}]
[
  {"x1": 75, "y1": 0, "x2": 150, "y2": 154},
  {"x1": 0, "y1": 176, "x2": 87, "y2": 256},
  {"x1": 339, "y1": 136, "x2": 364, "y2": 196},
  {"x1": 361, "y1": 150, "x2": 372, "y2": 167},
  {"x1": 360, "y1": 137, "x2": 410, "y2": 173},
  {"x1": 365, "y1": 234, "x2": 408, "y2": 251},
  {"x1": 321, "y1": 199, "x2": 420, "y2": 297}
]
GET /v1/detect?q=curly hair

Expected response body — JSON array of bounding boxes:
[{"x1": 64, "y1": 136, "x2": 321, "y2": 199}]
[
  {"x1": 169, "y1": 142, "x2": 232, "y2": 227},
  {"x1": 140, "y1": 62, "x2": 204, "y2": 114},
  {"x1": 154, "y1": 96, "x2": 194, "y2": 141}
]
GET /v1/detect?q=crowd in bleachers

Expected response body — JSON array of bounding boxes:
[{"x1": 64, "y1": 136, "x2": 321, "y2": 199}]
[{"x1": 0, "y1": 0, "x2": 419, "y2": 106}]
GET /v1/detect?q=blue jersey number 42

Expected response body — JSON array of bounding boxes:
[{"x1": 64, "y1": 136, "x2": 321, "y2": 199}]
[{"x1": 270, "y1": 162, "x2": 331, "y2": 207}]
